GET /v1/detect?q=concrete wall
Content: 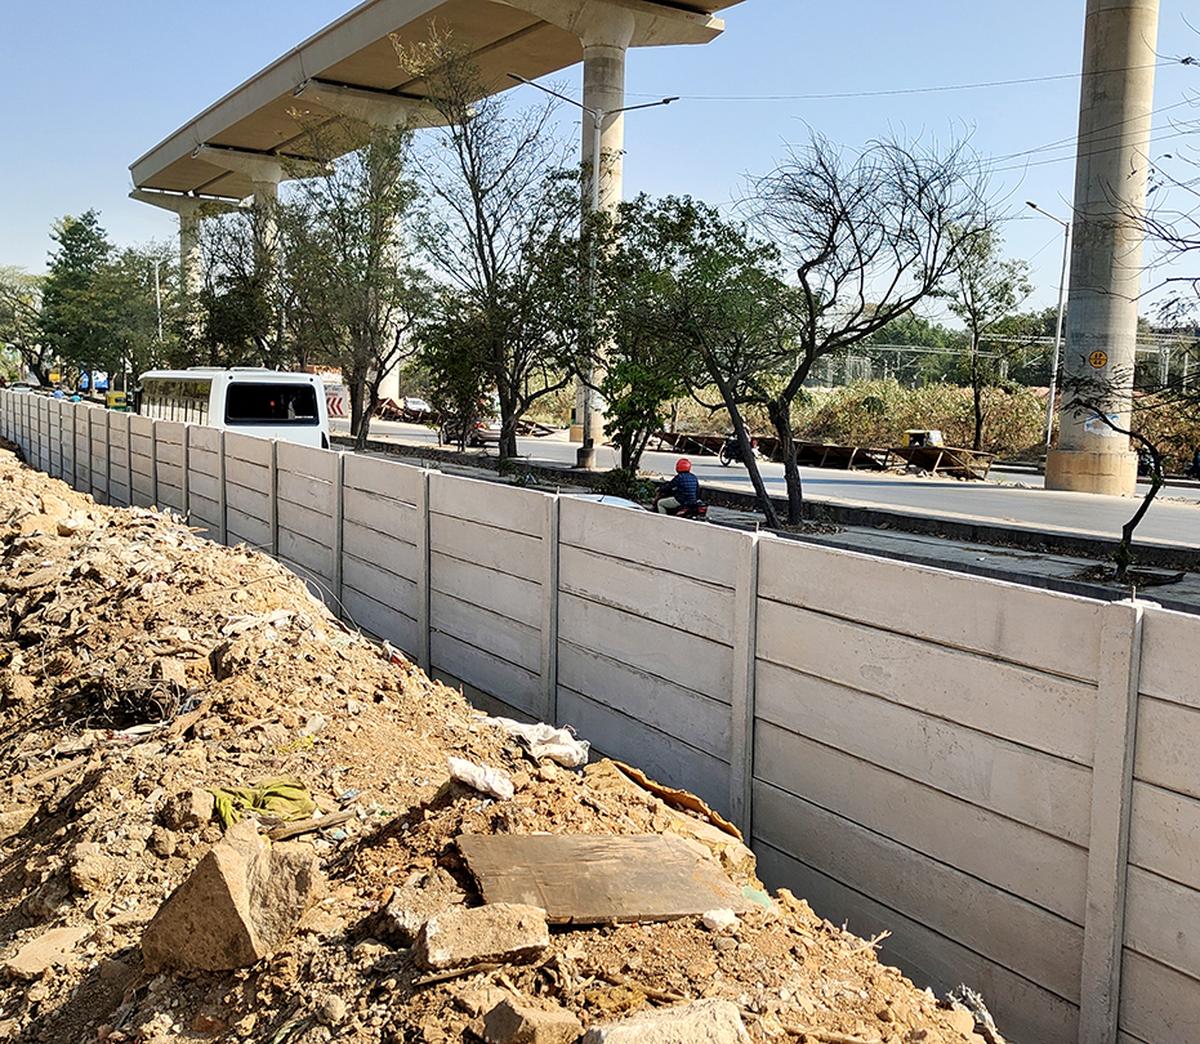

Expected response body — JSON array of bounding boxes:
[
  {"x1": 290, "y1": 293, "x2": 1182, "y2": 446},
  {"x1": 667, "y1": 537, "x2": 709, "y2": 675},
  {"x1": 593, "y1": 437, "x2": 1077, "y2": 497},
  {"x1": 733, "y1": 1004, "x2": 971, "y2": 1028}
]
[{"x1": 3, "y1": 393, "x2": 1198, "y2": 1044}]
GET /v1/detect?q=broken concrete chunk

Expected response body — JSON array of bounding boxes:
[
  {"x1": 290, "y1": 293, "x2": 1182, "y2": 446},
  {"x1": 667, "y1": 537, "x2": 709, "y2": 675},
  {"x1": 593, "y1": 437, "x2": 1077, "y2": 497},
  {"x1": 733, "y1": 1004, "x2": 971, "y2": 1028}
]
[
  {"x1": 581, "y1": 999, "x2": 750, "y2": 1043},
  {"x1": 162, "y1": 788, "x2": 215, "y2": 831},
  {"x1": 69, "y1": 841, "x2": 113, "y2": 895},
  {"x1": 152, "y1": 658, "x2": 189, "y2": 689},
  {"x1": 0, "y1": 805, "x2": 37, "y2": 842},
  {"x1": 141, "y1": 819, "x2": 324, "y2": 972},
  {"x1": 3, "y1": 925, "x2": 90, "y2": 981},
  {"x1": 417, "y1": 903, "x2": 548, "y2": 971},
  {"x1": 483, "y1": 998, "x2": 583, "y2": 1044},
  {"x1": 380, "y1": 870, "x2": 464, "y2": 945},
  {"x1": 701, "y1": 909, "x2": 738, "y2": 933}
]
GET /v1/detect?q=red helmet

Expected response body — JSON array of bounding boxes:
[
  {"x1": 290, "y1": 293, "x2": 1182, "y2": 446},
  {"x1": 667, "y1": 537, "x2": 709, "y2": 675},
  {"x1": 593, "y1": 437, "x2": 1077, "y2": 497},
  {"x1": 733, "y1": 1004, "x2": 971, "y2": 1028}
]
[{"x1": 676, "y1": 458, "x2": 692, "y2": 473}]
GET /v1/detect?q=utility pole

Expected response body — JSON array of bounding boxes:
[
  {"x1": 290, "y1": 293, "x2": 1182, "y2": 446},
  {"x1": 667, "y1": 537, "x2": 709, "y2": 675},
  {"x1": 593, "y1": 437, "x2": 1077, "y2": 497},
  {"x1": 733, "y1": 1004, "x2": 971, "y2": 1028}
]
[
  {"x1": 509, "y1": 73, "x2": 677, "y2": 469},
  {"x1": 1027, "y1": 202, "x2": 1071, "y2": 450}
]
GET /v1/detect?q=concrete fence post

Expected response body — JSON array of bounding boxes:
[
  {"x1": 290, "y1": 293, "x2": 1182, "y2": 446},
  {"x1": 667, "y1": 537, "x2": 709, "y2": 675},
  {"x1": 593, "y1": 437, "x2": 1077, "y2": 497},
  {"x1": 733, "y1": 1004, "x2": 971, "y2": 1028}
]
[
  {"x1": 69, "y1": 403, "x2": 77, "y2": 489},
  {"x1": 105, "y1": 410, "x2": 112, "y2": 505},
  {"x1": 415, "y1": 470, "x2": 432, "y2": 673},
  {"x1": 729, "y1": 531, "x2": 761, "y2": 837},
  {"x1": 86, "y1": 409, "x2": 96, "y2": 496},
  {"x1": 217, "y1": 432, "x2": 228, "y2": 545},
  {"x1": 1078, "y1": 597, "x2": 1146, "y2": 1044},
  {"x1": 268, "y1": 439, "x2": 279, "y2": 557},
  {"x1": 150, "y1": 421, "x2": 160, "y2": 507},
  {"x1": 541, "y1": 495, "x2": 561, "y2": 726},
  {"x1": 181, "y1": 424, "x2": 191, "y2": 518},
  {"x1": 332, "y1": 452, "x2": 345, "y2": 609},
  {"x1": 124, "y1": 415, "x2": 134, "y2": 509}
]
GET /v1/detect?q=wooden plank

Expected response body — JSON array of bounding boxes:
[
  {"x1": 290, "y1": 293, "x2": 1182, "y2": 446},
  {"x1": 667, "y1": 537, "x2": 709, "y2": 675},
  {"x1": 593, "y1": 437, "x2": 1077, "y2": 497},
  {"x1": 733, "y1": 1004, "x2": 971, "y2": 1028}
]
[
  {"x1": 458, "y1": 833, "x2": 752, "y2": 925},
  {"x1": 556, "y1": 687, "x2": 730, "y2": 815},
  {"x1": 277, "y1": 440, "x2": 337, "y2": 483},
  {"x1": 753, "y1": 781, "x2": 1084, "y2": 1003},
  {"x1": 343, "y1": 487, "x2": 420, "y2": 541},
  {"x1": 1128, "y1": 782, "x2": 1200, "y2": 892},
  {"x1": 430, "y1": 471, "x2": 548, "y2": 536},
  {"x1": 342, "y1": 586, "x2": 418, "y2": 653},
  {"x1": 343, "y1": 521, "x2": 419, "y2": 583},
  {"x1": 343, "y1": 452, "x2": 425, "y2": 504},
  {"x1": 430, "y1": 514, "x2": 542, "y2": 581},
  {"x1": 559, "y1": 592, "x2": 732, "y2": 705},
  {"x1": 1138, "y1": 606, "x2": 1200, "y2": 708},
  {"x1": 1125, "y1": 865, "x2": 1200, "y2": 981},
  {"x1": 753, "y1": 722, "x2": 1087, "y2": 924},
  {"x1": 558, "y1": 495, "x2": 743, "y2": 588},
  {"x1": 757, "y1": 535, "x2": 1104, "y2": 682},
  {"x1": 1133, "y1": 696, "x2": 1200, "y2": 801},
  {"x1": 431, "y1": 592, "x2": 541, "y2": 673},
  {"x1": 756, "y1": 599, "x2": 1096, "y2": 765},
  {"x1": 557, "y1": 640, "x2": 731, "y2": 761},
  {"x1": 755, "y1": 843, "x2": 1081, "y2": 1044},
  {"x1": 431, "y1": 631, "x2": 542, "y2": 719},
  {"x1": 1118, "y1": 949, "x2": 1200, "y2": 1044},
  {"x1": 431, "y1": 551, "x2": 542, "y2": 630},
  {"x1": 559, "y1": 545, "x2": 735, "y2": 645},
  {"x1": 755, "y1": 659, "x2": 1093, "y2": 845}
]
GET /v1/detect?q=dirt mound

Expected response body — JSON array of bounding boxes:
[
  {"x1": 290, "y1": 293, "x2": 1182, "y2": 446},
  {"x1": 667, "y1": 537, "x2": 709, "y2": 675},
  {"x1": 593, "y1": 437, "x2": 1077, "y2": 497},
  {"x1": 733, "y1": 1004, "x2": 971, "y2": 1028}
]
[{"x1": 0, "y1": 448, "x2": 997, "y2": 1044}]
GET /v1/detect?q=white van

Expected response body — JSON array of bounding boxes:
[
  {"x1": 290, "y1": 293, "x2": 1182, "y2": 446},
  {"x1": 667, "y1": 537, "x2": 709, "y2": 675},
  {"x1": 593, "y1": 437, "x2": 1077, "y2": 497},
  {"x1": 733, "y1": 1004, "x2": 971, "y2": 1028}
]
[{"x1": 135, "y1": 368, "x2": 331, "y2": 449}]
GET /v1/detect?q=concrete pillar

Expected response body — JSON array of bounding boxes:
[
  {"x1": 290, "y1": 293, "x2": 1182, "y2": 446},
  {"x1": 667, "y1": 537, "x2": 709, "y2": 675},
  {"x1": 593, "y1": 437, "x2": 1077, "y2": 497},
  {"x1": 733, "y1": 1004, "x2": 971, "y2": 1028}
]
[
  {"x1": 571, "y1": 10, "x2": 634, "y2": 455},
  {"x1": 1045, "y1": 0, "x2": 1160, "y2": 496}
]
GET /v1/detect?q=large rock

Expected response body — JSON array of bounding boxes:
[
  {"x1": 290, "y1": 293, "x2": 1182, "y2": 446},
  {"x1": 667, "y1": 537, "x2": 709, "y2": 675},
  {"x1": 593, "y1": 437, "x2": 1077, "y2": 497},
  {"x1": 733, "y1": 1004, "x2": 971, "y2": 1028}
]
[
  {"x1": 141, "y1": 820, "x2": 324, "y2": 972},
  {"x1": 483, "y1": 998, "x2": 582, "y2": 1044},
  {"x1": 69, "y1": 841, "x2": 113, "y2": 895},
  {"x1": 417, "y1": 903, "x2": 548, "y2": 971},
  {"x1": 581, "y1": 1000, "x2": 750, "y2": 1044},
  {"x1": 162, "y1": 788, "x2": 215, "y2": 831}
]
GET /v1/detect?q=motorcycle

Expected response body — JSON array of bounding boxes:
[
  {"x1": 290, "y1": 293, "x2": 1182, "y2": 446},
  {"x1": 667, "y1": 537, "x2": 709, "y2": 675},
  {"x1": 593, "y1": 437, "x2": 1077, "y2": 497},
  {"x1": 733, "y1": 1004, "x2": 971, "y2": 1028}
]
[
  {"x1": 650, "y1": 496, "x2": 709, "y2": 521},
  {"x1": 718, "y1": 434, "x2": 759, "y2": 468}
]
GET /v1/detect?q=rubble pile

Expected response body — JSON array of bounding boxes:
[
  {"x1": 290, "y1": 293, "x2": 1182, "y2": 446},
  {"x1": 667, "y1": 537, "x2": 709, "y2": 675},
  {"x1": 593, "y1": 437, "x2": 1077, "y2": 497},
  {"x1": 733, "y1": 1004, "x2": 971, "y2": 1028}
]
[{"x1": 0, "y1": 446, "x2": 1000, "y2": 1044}]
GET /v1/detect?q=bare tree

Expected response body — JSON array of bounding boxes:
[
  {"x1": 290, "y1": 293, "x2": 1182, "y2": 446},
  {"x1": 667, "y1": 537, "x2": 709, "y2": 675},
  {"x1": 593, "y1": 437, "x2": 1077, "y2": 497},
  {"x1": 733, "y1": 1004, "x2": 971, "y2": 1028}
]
[
  {"x1": 754, "y1": 133, "x2": 994, "y2": 523},
  {"x1": 395, "y1": 31, "x2": 584, "y2": 460}
]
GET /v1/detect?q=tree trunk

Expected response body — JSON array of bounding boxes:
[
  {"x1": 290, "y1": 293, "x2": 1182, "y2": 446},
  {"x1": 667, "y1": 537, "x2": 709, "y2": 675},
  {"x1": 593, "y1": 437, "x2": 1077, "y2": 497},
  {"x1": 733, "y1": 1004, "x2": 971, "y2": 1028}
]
[
  {"x1": 356, "y1": 378, "x2": 381, "y2": 452},
  {"x1": 768, "y1": 400, "x2": 803, "y2": 525},
  {"x1": 970, "y1": 335, "x2": 984, "y2": 452},
  {"x1": 1115, "y1": 445, "x2": 1164, "y2": 581}
]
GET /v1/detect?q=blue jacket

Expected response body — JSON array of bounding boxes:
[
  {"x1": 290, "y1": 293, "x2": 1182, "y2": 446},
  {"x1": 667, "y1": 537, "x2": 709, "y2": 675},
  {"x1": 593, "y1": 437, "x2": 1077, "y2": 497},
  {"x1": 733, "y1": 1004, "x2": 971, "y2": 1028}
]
[{"x1": 662, "y1": 471, "x2": 700, "y2": 505}]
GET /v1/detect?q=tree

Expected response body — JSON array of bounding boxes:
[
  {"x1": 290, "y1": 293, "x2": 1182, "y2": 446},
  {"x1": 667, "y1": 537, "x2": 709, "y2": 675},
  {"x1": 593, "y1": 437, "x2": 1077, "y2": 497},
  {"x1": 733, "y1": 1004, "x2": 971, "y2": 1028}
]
[
  {"x1": 397, "y1": 32, "x2": 584, "y2": 460},
  {"x1": 282, "y1": 118, "x2": 430, "y2": 449},
  {"x1": 191, "y1": 204, "x2": 293, "y2": 370},
  {"x1": 0, "y1": 267, "x2": 47, "y2": 384},
  {"x1": 39, "y1": 210, "x2": 117, "y2": 382},
  {"x1": 94, "y1": 243, "x2": 180, "y2": 386},
  {"x1": 601, "y1": 194, "x2": 793, "y2": 526},
  {"x1": 945, "y1": 229, "x2": 1032, "y2": 449},
  {"x1": 754, "y1": 134, "x2": 994, "y2": 522},
  {"x1": 416, "y1": 289, "x2": 492, "y2": 449}
]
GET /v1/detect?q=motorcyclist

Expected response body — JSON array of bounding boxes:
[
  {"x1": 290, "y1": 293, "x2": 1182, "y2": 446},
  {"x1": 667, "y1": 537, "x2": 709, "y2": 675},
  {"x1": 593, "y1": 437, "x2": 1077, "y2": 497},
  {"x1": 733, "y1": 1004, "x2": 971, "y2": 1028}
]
[{"x1": 655, "y1": 458, "x2": 701, "y2": 515}]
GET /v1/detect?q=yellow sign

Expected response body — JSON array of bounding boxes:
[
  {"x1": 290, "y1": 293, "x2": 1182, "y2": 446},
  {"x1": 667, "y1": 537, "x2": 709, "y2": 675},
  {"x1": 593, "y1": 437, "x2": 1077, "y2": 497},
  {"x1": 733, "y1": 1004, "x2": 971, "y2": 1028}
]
[
  {"x1": 49, "y1": 370, "x2": 60, "y2": 384},
  {"x1": 1088, "y1": 350, "x2": 1109, "y2": 369}
]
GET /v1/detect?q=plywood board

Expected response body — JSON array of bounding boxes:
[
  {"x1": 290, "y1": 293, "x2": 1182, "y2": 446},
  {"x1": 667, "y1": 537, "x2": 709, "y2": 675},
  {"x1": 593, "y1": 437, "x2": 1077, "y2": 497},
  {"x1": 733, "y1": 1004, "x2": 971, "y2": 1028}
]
[{"x1": 457, "y1": 833, "x2": 752, "y2": 924}]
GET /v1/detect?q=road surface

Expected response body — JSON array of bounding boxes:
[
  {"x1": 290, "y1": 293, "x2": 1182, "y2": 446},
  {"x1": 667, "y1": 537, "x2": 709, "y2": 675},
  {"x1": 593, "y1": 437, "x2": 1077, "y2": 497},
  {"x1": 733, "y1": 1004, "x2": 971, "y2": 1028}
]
[{"x1": 336, "y1": 419, "x2": 1200, "y2": 549}]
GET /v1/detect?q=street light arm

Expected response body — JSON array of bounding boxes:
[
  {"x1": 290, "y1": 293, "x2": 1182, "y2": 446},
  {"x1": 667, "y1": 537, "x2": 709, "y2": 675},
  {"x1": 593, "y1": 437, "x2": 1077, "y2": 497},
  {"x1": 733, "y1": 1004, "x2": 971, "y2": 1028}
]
[
  {"x1": 1026, "y1": 200, "x2": 1070, "y2": 231},
  {"x1": 611, "y1": 97, "x2": 680, "y2": 116},
  {"x1": 507, "y1": 73, "x2": 598, "y2": 120}
]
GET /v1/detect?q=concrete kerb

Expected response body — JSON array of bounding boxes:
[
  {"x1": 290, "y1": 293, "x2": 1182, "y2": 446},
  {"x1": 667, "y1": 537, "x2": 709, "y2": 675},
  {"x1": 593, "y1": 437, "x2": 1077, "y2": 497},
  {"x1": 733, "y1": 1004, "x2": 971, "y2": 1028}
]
[{"x1": 335, "y1": 434, "x2": 1200, "y2": 574}]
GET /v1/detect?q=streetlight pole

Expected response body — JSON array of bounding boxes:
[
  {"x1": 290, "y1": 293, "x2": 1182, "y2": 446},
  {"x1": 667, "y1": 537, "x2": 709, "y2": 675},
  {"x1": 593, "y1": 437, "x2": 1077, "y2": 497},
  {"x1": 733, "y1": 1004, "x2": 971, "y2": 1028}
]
[
  {"x1": 1027, "y1": 201, "x2": 1072, "y2": 451},
  {"x1": 508, "y1": 73, "x2": 678, "y2": 469}
]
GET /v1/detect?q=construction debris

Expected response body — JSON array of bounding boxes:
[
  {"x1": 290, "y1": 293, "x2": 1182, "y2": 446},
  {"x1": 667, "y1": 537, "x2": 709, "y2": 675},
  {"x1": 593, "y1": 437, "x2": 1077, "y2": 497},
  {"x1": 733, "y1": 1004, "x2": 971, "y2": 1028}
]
[
  {"x1": 449, "y1": 755, "x2": 517, "y2": 800},
  {"x1": 458, "y1": 833, "x2": 753, "y2": 924},
  {"x1": 0, "y1": 447, "x2": 1002, "y2": 1043},
  {"x1": 486, "y1": 716, "x2": 591, "y2": 768}
]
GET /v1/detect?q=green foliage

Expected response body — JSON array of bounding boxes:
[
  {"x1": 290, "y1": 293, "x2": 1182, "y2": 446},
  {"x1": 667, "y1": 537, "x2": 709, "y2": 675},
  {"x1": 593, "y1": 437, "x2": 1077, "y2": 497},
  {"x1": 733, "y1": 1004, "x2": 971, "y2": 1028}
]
[
  {"x1": 0, "y1": 267, "x2": 46, "y2": 382},
  {"x1": 594, "y1": 467, "x2": 658, "y2": 504},
  {"x1": 39, "y1": 210, "x2": 118, "y2": 374}
]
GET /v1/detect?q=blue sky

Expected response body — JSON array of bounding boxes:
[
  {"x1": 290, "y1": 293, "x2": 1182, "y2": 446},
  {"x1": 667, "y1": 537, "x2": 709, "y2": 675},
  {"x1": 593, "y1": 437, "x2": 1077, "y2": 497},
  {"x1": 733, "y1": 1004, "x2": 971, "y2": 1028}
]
[{"x1": 2, "y1": 1, "x2": 1197, "y2": 313}]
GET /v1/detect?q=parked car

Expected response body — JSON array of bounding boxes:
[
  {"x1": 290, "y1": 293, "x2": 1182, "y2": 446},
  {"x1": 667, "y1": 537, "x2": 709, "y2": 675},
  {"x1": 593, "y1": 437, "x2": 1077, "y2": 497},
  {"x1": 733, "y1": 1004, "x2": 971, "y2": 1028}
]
[{"x1": 401, "y1": 396, "x2": 434, "y2": 423}]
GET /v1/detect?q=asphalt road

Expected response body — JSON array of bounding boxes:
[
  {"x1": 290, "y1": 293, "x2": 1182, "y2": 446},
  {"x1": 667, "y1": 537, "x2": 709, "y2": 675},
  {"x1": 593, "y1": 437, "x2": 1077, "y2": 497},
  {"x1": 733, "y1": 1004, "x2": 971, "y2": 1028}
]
[{"x1": 338, "y1": 419, "x2": 1200, "y2": 549}]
